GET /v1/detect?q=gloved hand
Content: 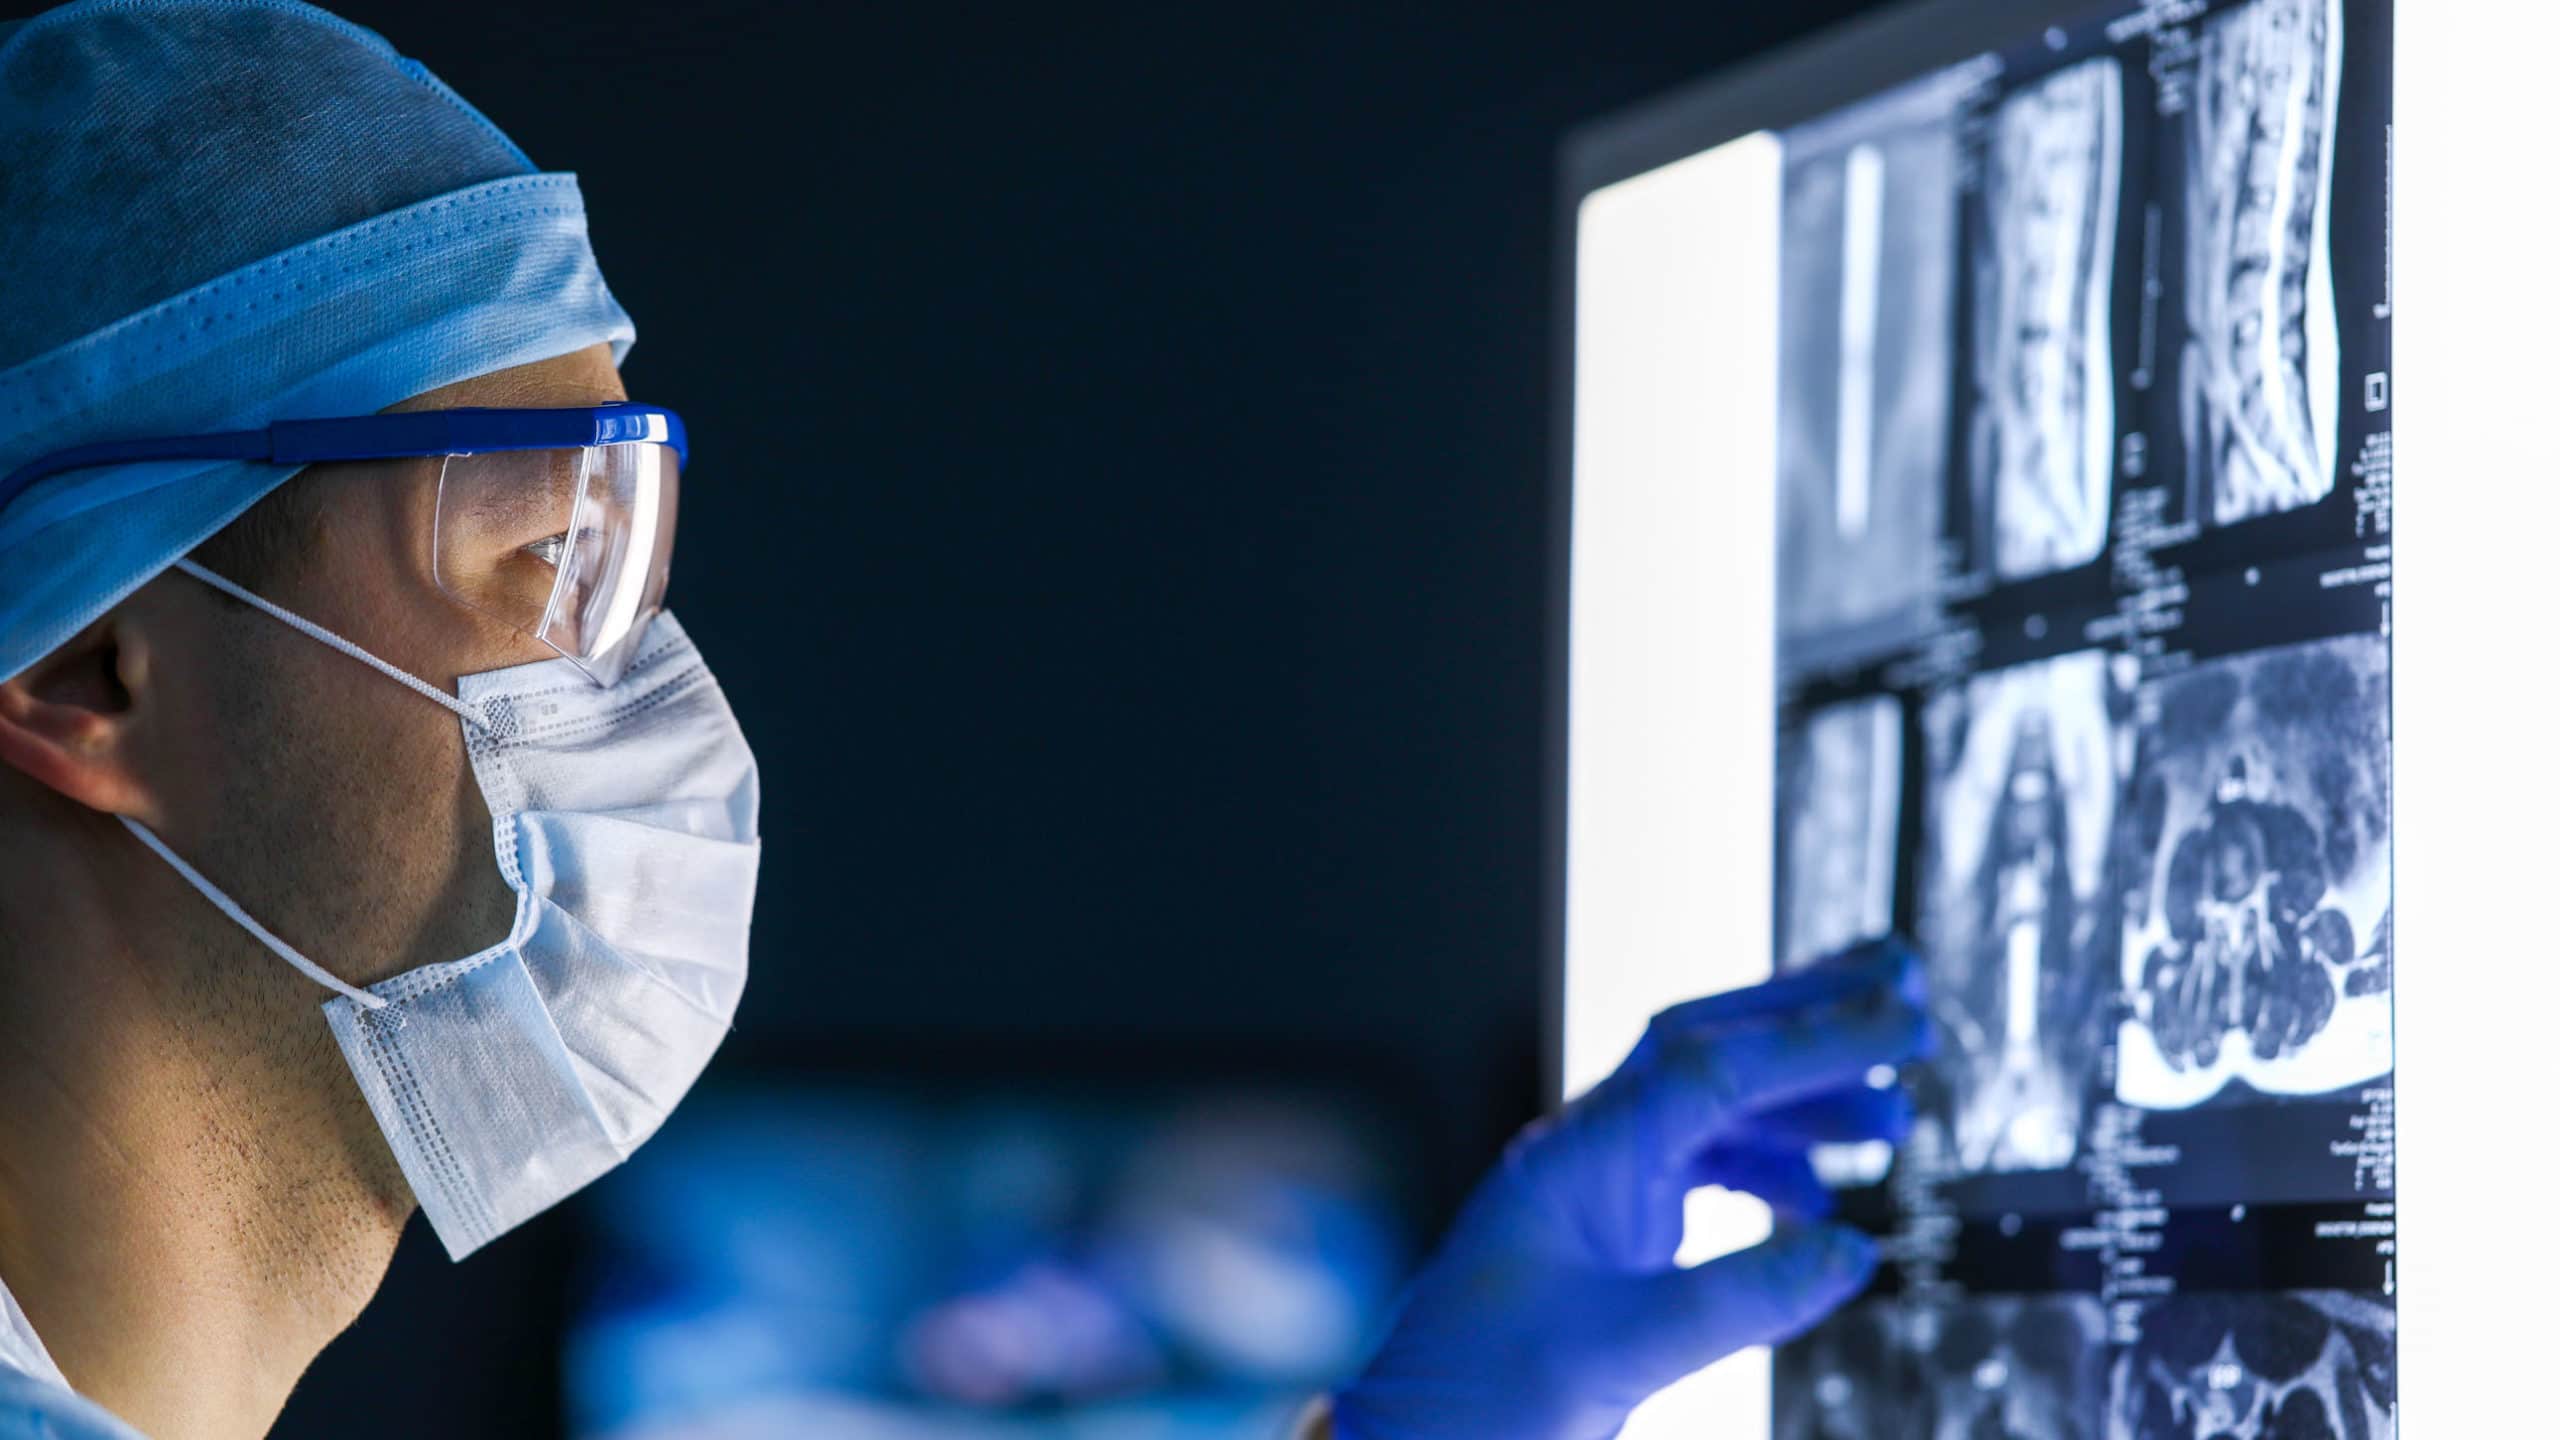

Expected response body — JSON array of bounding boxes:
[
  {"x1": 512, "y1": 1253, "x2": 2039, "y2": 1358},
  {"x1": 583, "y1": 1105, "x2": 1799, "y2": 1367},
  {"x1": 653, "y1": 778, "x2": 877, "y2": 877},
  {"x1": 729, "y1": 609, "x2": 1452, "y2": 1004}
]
[{"x1": 1330, "y1": 938, "x2": 1930, "y2": 1440}]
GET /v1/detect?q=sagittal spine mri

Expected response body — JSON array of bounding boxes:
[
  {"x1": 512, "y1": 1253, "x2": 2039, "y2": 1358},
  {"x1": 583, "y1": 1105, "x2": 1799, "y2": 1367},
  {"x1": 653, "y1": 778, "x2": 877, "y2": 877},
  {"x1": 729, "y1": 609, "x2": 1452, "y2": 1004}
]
[{"x1": 1766, "y1": 0, "x2": 2393, "y2": 1433}]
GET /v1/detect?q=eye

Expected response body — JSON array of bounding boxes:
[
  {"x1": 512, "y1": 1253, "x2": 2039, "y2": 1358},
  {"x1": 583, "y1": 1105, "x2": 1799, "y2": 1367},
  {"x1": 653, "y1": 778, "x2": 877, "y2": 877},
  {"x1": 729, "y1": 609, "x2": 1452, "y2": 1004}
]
[{"x1": 525, "y1": 533, "x2": 568, "y2": 567}]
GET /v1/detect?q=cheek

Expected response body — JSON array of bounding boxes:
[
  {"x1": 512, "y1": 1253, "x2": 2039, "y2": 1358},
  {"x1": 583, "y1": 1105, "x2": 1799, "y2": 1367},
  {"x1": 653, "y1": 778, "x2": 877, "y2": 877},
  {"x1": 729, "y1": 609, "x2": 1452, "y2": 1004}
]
[
  {"x1": 224, "y1": 642, "x2": 505, "y2": 985},
  {"x1": 357, "y1": 689, "x2": 517, "y2": 977}
]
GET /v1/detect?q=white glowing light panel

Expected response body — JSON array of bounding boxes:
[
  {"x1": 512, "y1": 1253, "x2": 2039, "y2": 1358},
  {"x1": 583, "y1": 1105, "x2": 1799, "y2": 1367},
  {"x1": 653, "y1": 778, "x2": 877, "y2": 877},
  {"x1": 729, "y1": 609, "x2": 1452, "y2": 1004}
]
[
  {"x1": 1564, "y1": 132, "x2": 1784, "y2": 1437},
  {"x1": 2391, "y1": 1, "x2": 2560, "y2": 1430},
  {"x1": 1558, "y1": 0, "x2": 2548, "y2": 1432}
]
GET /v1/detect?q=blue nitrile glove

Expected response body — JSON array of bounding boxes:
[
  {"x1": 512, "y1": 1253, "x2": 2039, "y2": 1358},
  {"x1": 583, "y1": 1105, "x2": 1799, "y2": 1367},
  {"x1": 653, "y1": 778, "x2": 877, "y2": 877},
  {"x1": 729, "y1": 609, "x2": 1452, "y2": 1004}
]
[{"x1": 1331, "y1": 938, "x2": 1931, "y2": 1440}]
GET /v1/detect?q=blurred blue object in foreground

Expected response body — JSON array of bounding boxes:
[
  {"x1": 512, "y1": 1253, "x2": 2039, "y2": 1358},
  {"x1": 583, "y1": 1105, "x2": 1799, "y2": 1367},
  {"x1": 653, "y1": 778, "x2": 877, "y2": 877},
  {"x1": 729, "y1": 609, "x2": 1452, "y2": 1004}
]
[{"x1": 567, "y1": 1086, "x2": 1411, "y2": 1439}]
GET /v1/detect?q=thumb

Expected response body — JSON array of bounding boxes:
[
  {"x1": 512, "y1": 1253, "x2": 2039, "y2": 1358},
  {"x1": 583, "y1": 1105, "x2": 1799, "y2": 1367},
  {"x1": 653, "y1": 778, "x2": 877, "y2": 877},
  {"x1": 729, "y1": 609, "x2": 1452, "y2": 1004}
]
[{"x1": 1588, "y1": 1224, "x2": 1878, "y2": 1403}]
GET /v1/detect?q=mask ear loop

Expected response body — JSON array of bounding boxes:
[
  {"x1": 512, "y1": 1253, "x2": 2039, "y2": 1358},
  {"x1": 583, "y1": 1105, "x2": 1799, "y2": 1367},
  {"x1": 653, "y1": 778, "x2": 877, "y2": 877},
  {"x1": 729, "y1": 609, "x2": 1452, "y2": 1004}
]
[
  {"x1": 171, "y1": 558, "x2": 488, "y2": 731},
  {"x1": 131, "y1": 556, "x2": 499, "y2": 1012},
  {"x1": 118, "y1": 816, "x2": 389, "y2": 1011}
]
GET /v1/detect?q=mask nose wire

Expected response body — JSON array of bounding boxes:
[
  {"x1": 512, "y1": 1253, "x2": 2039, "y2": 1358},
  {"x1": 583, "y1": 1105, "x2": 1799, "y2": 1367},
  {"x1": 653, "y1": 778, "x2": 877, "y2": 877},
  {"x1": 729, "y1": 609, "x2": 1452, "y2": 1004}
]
[{"x1": 171, "y1": 558, "x2": 489, "y2": 732}]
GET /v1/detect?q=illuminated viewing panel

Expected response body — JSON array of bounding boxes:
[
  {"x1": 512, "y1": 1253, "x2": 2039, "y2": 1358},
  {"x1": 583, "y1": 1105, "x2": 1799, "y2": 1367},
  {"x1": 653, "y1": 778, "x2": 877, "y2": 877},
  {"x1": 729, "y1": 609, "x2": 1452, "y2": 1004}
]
[{"x1": 1560, "y1": 1, "x2": 2426, "y2": 1434}]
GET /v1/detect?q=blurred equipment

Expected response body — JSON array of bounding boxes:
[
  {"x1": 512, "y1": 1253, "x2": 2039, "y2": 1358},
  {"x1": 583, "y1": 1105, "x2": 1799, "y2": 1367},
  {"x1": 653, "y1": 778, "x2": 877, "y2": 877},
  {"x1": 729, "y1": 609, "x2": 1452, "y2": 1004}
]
[{"x1": 567, "y1": 1086, "x2": 1410, "y2": 1439}]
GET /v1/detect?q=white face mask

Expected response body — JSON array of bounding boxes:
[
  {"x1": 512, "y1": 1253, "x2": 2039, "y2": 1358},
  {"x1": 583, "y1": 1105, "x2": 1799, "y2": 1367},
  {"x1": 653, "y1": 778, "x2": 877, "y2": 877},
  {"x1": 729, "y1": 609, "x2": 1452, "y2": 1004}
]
[{"x1": 122, "y1": 558, "x2": 759, "y2": 1259}]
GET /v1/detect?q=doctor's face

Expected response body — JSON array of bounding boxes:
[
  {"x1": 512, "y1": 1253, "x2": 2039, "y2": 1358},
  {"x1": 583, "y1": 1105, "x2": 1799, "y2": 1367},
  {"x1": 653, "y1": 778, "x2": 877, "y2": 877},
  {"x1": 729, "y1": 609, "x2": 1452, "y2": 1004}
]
[
  {"x1": 141, "y1": 344, "x2": 630, "y2": 994},
  {"x1": 0, "y1": 342, "x2": 635, "y2": 1213}
]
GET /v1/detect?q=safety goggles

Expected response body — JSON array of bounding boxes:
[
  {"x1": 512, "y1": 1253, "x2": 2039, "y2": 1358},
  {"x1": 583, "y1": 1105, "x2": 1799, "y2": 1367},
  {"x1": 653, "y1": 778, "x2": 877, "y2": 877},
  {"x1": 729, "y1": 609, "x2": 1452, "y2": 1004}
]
[{"x1": 0, "y1": 403, "x2": 687, "y2": 686}]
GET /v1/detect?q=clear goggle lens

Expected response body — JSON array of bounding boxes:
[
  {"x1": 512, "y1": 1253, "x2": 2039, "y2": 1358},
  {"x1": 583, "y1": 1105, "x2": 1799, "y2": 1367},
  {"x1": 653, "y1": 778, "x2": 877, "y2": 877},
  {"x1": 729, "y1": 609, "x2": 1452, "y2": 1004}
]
[{"x1": 431, "y1": 441, "x2": 680, "y2": 686}]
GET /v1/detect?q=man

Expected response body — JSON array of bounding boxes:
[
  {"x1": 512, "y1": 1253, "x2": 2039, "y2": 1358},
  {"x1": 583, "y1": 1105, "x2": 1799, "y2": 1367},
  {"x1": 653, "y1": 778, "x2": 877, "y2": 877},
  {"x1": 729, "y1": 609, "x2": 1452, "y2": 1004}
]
[{"x1": 0, "y1": 4, "x2": 1929, "y2": 1437}]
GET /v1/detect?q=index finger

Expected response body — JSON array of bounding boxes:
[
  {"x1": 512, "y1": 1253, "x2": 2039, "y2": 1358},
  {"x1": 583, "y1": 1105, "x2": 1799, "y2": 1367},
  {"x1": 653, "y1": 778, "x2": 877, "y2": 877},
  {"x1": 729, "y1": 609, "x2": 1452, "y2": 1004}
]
[
  {"x1": 1644, "y1": 936, "x2": 1922, "y2": 1039},
  {"x1": 1643, "y1": 997, "x2": 1933, "y2": 1160}
]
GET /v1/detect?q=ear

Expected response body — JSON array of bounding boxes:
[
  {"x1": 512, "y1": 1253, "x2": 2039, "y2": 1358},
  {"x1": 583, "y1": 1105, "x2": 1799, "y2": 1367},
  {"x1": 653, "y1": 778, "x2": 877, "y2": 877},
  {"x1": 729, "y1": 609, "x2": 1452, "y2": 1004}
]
[{"x1": 0, "y1": 610, "x2": 156, "y2": 820}]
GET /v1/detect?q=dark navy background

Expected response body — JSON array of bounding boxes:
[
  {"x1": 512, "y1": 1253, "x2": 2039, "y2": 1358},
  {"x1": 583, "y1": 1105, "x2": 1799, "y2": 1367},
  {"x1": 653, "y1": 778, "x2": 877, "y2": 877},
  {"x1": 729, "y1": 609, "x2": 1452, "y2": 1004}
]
[{"x1": 270, "y1": 1, "x2": 1883, "y2": 1431}]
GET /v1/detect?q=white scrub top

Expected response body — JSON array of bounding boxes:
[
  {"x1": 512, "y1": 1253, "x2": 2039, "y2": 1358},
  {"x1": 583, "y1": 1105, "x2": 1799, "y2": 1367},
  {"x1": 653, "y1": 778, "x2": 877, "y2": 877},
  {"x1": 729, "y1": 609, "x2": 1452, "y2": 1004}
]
[{"x1": 0, "y1": 1275, "x2": 142, "y2": 1440}]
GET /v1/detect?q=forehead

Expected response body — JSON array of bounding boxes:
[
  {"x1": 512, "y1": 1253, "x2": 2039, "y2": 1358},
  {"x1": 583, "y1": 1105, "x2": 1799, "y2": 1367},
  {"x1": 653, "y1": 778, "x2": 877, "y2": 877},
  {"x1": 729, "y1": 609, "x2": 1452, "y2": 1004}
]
[{"x1": 390, "y1": 344, "x2": 629, "y2": 414}]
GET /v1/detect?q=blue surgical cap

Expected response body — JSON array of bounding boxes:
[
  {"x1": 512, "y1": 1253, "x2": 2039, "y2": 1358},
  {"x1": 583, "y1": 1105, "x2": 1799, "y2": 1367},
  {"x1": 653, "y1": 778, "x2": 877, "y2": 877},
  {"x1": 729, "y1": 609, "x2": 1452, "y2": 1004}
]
[{"x1": 0, "y1": 0, "x2": 636, "y2": 681}]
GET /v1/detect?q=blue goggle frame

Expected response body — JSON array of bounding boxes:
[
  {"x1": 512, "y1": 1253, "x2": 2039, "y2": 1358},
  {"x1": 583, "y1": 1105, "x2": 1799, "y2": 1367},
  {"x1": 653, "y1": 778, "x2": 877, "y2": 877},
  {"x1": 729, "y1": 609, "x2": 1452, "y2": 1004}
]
[{"x1": 0, "y1": 402, "x2": 688, "y2": 515}]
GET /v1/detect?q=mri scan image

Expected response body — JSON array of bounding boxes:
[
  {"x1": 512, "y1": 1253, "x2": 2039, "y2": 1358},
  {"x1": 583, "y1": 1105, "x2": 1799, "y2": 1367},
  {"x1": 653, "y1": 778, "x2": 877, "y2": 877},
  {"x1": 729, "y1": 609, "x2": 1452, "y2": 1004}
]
[
  {"x1": 1777, "y1": 1295, "x2": 2108, "y2": 1440},
  {"x1": 1776, "y1": 1299, "x2": 1915, "y2": 1440},
  {"x1": 2178, "y1": 0, "x2": 2345, "y2": 526},
  {"x1": 2118, "y1": 635, "x2": 2390, "y2": 1109},
  {"x1": 1776, "y1": 696, "x2": 1903, "y2": 971},
  {"x1": 2109, "y1": 1291, "x2": 2395, "y2": 1440},
  {"x1": 1920, "y1": 1295, "x2": 2108, "y2": 1440},
  {"x1": 1778, "y1": 83, "x2": 1960, "y2": 643},
  {"x1": 1965, "y1": 57, "x2": 2124, "y2": 580},
  {"x1": 1918, "y1": 650, "x2": 2127, "y2": 1174},
  {"x1": 1748, "y1": 2, "x2": 2398, "y2": 1434}
]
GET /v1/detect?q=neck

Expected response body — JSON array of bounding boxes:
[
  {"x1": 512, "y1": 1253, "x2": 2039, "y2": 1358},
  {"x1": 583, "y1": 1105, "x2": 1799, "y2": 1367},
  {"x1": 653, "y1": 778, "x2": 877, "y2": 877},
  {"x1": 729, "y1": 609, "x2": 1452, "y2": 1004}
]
[{"x1": 0, "y1": 838, "x2": 411, "y2": 1440}]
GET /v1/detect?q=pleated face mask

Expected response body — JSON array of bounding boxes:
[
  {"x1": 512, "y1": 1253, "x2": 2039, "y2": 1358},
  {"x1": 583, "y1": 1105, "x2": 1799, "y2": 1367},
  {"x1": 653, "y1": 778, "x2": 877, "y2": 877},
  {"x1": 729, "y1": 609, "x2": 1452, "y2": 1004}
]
[{"x1": 124, "y1": 559, "x2": 759, "y2": 1258}]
